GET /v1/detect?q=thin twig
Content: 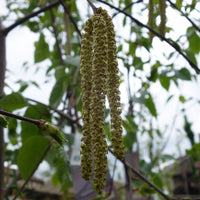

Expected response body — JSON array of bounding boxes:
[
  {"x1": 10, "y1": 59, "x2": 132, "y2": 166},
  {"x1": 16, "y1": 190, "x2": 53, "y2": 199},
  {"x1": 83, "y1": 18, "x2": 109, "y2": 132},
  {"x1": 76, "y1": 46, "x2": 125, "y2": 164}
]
[
  {"x1": 58, "y1": 0, "x2": 82, "y2": 38},
  {"x1": 96, "y1": 0, "x2": 200, "y2": 74},
  {"x1": 108, "y1": 158, "x2": 117, "y2": 196},
  {"x1": 124, "y1": 163, "x2": 132, "y2": 199},
  {"x1": 12, "y1": 142, "x2": 53, "y2": 200},
  {"x1": 3, "y1": 1, "x2": 60, "y2": 35},
  {"x1": 86, "y1": 0, "x2": 97, "y2": 14},
  {"x1": 67, "y1": 66, "x2": 80, "y2": 114},
  {"x1": 64, "y1": 13, "x2": 72, "y2": 55},
  {"x1": 167, "y1": 0, "x2": 200, "y2": 33},
  {"x1": 0, "y1": 110, "x2": 40, "y2": 126},
  {"x1": 49, "y1": 7, "x2": 65, "y2": 65},
  {"x1": 112, "y1": 0, "x2": 143, "y2": 18},
  {"x1": 108, "y1": 148, "x2": 172, "y2": 200},
  {"x1": 26, "y1": 98, "x2": 82, "y2": 128}
]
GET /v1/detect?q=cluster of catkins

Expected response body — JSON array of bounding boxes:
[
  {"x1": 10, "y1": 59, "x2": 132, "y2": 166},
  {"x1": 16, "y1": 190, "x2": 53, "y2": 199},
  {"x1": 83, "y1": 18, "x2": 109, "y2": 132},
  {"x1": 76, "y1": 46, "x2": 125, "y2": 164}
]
[
  {"x1": 80, "y1": 7, "x2": 124, "y2": 194},
  {"x1": 148, "y1": 0, "x2": 166, "y2": 42}
]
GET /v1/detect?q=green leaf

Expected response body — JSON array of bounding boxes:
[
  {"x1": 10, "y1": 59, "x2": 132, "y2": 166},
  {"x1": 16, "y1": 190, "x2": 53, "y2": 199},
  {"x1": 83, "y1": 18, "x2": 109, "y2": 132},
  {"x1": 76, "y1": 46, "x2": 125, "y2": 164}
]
[
  {"x1": 5, "y1": 149, "x2": 19, "y2": 164},
  {"x1": 148, "y1": 62, "x2": 160, "y2": 82},
  {"x1": 179, "y1": 95, "x2": 185, "y2": 103},
  {"x1": 55, "y1": 66, "x2": 66, "y2": 80},
  {"x1": 18, "y1": 136, "x2": 50, "y2": 180},
  {"x1": 159, "y1": 76, "x2": 170, "y2": 90},
  {"x1": 34, "y1": 33, "x2": 50, "y2": 63},
  {"x1": 21, "y1": 105, "x2": 51, "y2": 143},
  {"x1": 65, "y1": 55, "x2": 80, "y2": 67},
  {"x1": 141, "y1": 37, "x2": 151, "y2": 52},
  {"x1": 145, "y1": 94, "x2": 157, "y2": 117},
  {"x1": 123, "y1": 131, "x2": 136, "y2": 149},
  {"x1": 52, "y1": 172, "x2": 60, "y2": 186},
  {"x1": 160, "y1": 154, "x2": 174, "y2": 162},
  {"x1": 184, "y1": 49, "x2": 197, "y2": 65},
  {"x1": 122, "y1": 118, "x2": 136, "y2": 133},
  {"x1": 133, "y1": 56, "x2": 143, "y2": 70},
  {"x1": 21, "y1": 121, "x2": 39, "y2": 144},
  {"x1": 26, "y1": 21, "x2": 40, "y2": 32},
  {"x1": 176, "y1": 0, "x2": 182, "y2": 9},
  {"x1": 140, "y1": 183, "x2": 155, "y2": 195},
  {"x1": 175, "y1": 68, "x2": 191, "y2": 80},
  {"x1": 104, "y1": 122, "x2": 111, "y2": 140},
  {"x1": 46, "y1": 144, "x2": 72, "y2": 192},
  {"x1": 129, "y1": 42, "x2": 136, "y2": 55},
  {"x1": 0, "y1": 92, "x2": 27, "y2": 111},
  {"x1": 151, "y1": 173, "x2": 163, "y2": 189},
  {"x1": 123, "y1": 16, "x2": 126, "y2": 26},
  {"x1": 49, "y1": 77, "x2": 68, "y2": 106},
  {"x1": 0, "y1": 114, "x2": 8, "y2": 128},
  {"x1": 140, "y1": 160, "x2": 153, "y2": 175},
  {"x1": 188, "y1": 31, "x2": 200, "y2": 54},
  {"x1": 64, "y1": 134, "x2": 74, "y2": 148},
  {"x1": 193, "y1": 143, "x2": 200, "y2": 151},
  {"x1": 42, "y1": 122, "x2": 67, "y2": 145},
  {"x1": 8, "y1": 118, "x2": 18, "y2": 145},
  {"x1": 125, "y1": 115, "x2": 137, "y2": 131},
  {"x1": 191, "y1": 0, "x2": 196, "y2": 11}
]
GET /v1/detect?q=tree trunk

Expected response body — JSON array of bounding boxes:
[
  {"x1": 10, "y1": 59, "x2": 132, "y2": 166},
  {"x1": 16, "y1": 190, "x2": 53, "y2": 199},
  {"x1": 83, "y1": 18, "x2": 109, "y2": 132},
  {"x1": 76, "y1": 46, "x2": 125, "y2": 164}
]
[{"x1": 0, "y1": 18, "x2": 6, "y2": 200}]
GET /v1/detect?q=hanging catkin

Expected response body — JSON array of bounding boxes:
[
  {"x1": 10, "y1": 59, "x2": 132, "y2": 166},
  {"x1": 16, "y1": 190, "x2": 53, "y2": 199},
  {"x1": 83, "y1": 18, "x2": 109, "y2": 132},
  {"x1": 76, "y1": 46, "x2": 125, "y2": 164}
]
[
  {"x1": 158, "y1": 0, "x2": 166, "y2": 37},
  {"x1": 80, "y1": 7, "x2": 124, "y2": 194},
  {"x1": 148, "y1": 0, "x2": 154, "y2": 43},
  {"x1": 80, "y1": 18, "x2": 93, "y2": 180},
  {"x1": 97, "y1": 7, "x2": 124, "y2": 161},
  {"x1": 90, "y1": 13, "x2": 108, "y2": 193}
]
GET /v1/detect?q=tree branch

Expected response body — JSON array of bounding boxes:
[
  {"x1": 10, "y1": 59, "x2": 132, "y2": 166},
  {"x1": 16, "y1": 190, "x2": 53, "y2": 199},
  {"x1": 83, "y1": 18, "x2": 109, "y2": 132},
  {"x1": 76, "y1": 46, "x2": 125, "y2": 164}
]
[
  {"x1": 112, "y1": 0, "x2": 143, "y2": 18},
  {"x1": 0, "y1": 110, "x2": 40, "y2": 126},
  {"x1": 49, "y1": 7, "x2": 65, "y2": 65},
  {"x1": 86, "y1": 0, "x2": 97, "y2": 14},
  {"x1": 3, "y1": 1, "x2": 60, "y2": 35},
  {"x1": 167, "y1": 0, "x2": 200, "y2": 33},
  {"x1": 108, "y1": 149, "x2": 172, "y2": 200},
  {"x1": 108, "y1": 158, "x2": 117, "y2": 196},
  {"x1": 96, "y1": 0, "x2": 200, "y2": 74},
  {"x1": 26, "y1": 98, "x2": 82, "y2": 128},
  {"x1": 58, "y1": 0, "x2": 82, "y2": 38},
  {"x1": 67, "y1": 66, "x2": 80, "y2": 114},
  {"x1": 27, "y1": 99, "x2": 172, "y2": 199},
  {"x1": 64, "y1": 13, "x2": 72, "y2": 55}
]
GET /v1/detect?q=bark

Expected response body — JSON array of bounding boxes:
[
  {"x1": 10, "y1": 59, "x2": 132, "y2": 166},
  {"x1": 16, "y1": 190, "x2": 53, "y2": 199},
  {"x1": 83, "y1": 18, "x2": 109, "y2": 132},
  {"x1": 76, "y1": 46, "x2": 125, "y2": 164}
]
[{"x1": 0, "y1": 18, "x2": 6, "y2": 200}]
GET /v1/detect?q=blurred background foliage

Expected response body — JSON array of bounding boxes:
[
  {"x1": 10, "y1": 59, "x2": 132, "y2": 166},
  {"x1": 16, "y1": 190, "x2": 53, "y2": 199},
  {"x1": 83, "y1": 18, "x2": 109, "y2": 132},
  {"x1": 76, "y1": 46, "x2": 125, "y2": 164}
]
[{"x1": 1, "y1": 0, "x2": 200, "y2": 199}]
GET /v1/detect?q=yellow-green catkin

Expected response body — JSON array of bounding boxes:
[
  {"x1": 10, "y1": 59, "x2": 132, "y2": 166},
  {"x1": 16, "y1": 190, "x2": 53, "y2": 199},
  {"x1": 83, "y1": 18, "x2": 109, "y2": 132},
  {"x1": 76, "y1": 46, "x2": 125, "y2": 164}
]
[
  {"x1": 148, "y1": 0, "x2": 154, "y2": 43},
  {"x1": 90, "y1": 14, "x2": 108, "y2": 194},
  {"x1": 80, "y1": 18, "x2": 93, "y2": 180},
  {"x1": 97, "y1": 8, "x2": 125, "y2": 161},
  {"x1": 158, "y1": 0, "x2": 166, "y2": 37}
]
